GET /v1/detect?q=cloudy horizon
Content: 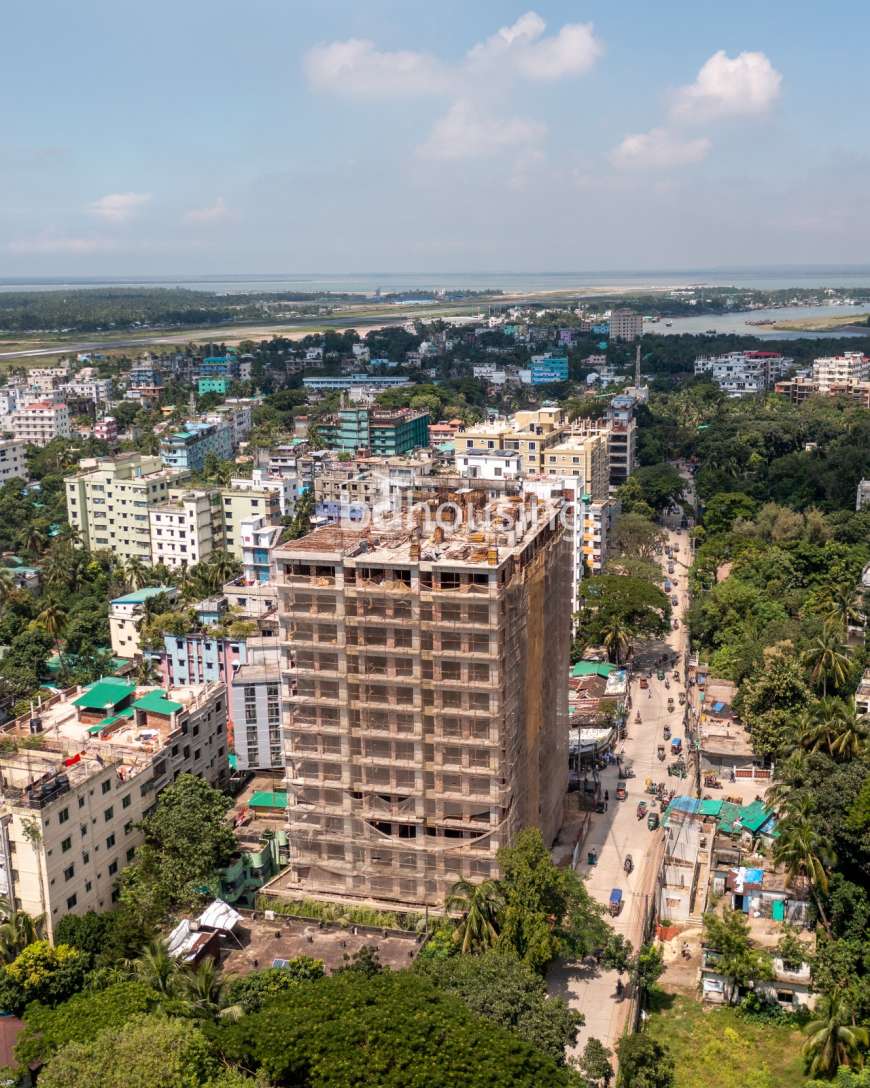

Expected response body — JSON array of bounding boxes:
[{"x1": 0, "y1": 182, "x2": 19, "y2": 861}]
[{"x1": 3, "y1": 0, "x2": 868, "y2": 276}]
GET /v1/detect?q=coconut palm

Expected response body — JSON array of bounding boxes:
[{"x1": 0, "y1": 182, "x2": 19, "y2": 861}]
[
  {"x1": 802, "y1": 629, "x2": 851, "y2": 698},
  {"x1": 133, "y1": 656, "x2": 160, "y2": 686},
  {"x1": 801, "y1": 698, "x2": 868, "y2": 761},
  {"x1": 802, "y1": 992, "x2": 869, "y2": 1078},
  {"x1": 134, "y1": 939, "x2": 178, "y2": 997},
  {"x1": 0, "y1": 570, "x2": 18, "y2": 609},
  {"x1": 772, "y1": 814, "x2": 835, "y2": 935},
  {"x1": 445, "y1": 878, "x2": 504, "y2": 955},
  {"x1": 177, "y1": 958, "x2": 227, "y2": 1020},
  {"x1": 23, "y1": 526, "x2": 46, "y2": 558},
  {"x1": 600, "y1": 617, "x2": 632, "y2": 666},
  {"x1": 818, "y1": 583, "x2": 865, "y2": 634},
  {"x1": 208, "y1": 550, "x2": 239, "y2": 586},
  {"x1": 34, "y1": 599, "x2": 68, "y2": 669},
  {"x1": 0, "y1": 899, "x2": 45, "y2": 963},
  {"x1": 124, "y1": 555, "x2": 149, "y2": 591}
]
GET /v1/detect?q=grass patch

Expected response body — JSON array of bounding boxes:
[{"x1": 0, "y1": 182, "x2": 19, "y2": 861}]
[
  {"x1": 256, "y1": 894, "x2": 424, "y2": 933},
  {"x1": 645, "y1": 993, "x2": 806, "y2": 1088}
]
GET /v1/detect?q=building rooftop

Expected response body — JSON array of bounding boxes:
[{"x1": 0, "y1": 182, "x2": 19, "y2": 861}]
[
  {"x1": 275, "y1": 491, "x2": 562, "y2": 569},
  {"x1": 110, "y1": 586, "x2": 176, "y2": 606}
]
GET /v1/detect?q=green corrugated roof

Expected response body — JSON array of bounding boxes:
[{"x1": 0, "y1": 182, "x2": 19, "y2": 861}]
[
  {"x1": 699, "y1": 798, "x2": 723, "y2": 816},
  {"x1": 111, "y1": 586, "x2": 175, "y2": 606},
  {"x1": 738, "y1": 799, "x2": 774, "y2": 833},
  {"x1": 571, "y1": 661, "x2": 616, "y2": 679},
  {"x1": 249, "y1": 790, "x2": 288, "y2": 809},
  {"x1": 717, "y1": 802, "x2": 743, "y2": 834},
  {"x1": 133, "y1": 690, "x2": 184, "y2": 715},
  {"x1": 72, "y1": 677, "x2": 136, "y2": 710}
]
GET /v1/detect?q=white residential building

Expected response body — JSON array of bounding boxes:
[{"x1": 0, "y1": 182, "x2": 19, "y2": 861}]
[
  {"x1": 149, "y1": 489, "x2": 219, "y2": 569},
  {"x1": 454, "y1": 449, "x2": 522, "y2": 480},
  {"x1": 10, "y1": 401, "x2": 71, "y2": 446},
  {"x1": 0, "y1": 439, "x2": 27, "y2": 484},
  {"x1": 109, "y1": 585, "x2": 180, "y2": 658},
  {"x1": 812, "y1": 352, "x2": 869, "y2": 392},
  {"x1": 62, "y1": 378, "x2": 113, "y2": 403},
  {"x1": 0, "y1": 677, "x2": 229, "y2": 939},
  {"x1": 694, "y1": 351, "x2": 793, "y2": 397}
]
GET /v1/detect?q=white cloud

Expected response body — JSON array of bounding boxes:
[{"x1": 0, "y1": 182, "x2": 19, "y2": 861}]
[
  {"x1": 303, "y1": 38, "x2": 449, "y2": 97},
  {"x1": 418, "y1": 100, "x2": 545, "y2": 162},
  {"x1": 7, "y1": 233, "x2": 117, "y2": 255},
  {"x1": 467, "y1": 12, "x2": 602, "y2": 80},
  {"x1": 89, "y1": 192, "x2": 151, "y2": 223},
  {"x1": 304, "y1": 12, "x2": 602, "y2": 99},
  {"x1": 610, "y1": 127, "x2": 712, "y2": 170},
  {"x1": 671, "y1": 50, "x2": 782, "y2": 123},
  {"x1": 184, "y1": 197, "x2": 228, "y2": 224}
]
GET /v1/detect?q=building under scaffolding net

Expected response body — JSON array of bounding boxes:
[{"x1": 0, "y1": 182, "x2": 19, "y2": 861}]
[{"x1": 271, "y1": 489, "x2": 571, "y2": 911}]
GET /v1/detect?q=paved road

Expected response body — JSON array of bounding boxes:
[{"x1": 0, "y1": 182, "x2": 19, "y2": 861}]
[{"x1": 549, "y1": 523, "x2": 693, "y2": 1060}]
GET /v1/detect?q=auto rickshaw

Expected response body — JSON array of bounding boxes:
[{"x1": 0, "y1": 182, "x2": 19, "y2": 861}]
[
  {"x1": 679, "y1": 692, "x2": 686, "y2": 706},
  {"x1": 656, "y1": 669, "x2": 665, "y2": 681},
  {"x1": 667, "y1": 697, "x2": 674, "y2": 712},
  {"x1": 609, "y1": 888, "x2": 623, "y2": 916},
  {"x1": 673, "y1": 671, "x2": 680, "y2": 682},
  {"x1": 624, "y1": 854, "x2": 633, "y2": 875},
  {"x1": 657, "y1": 744, "x2": 665, "y2": 761},
  {"x1": 663, "y1": 724, "x2": 671, "y2": 740},
  {"x1": 615, "y1": 783, "x2": 627, "y2": 801},
  {"x1": 637, "y1": 800, "x2": 648, "y2": 819},
  {"x1": 647, "y1": 812, "x2": 660, "y2": 831}
]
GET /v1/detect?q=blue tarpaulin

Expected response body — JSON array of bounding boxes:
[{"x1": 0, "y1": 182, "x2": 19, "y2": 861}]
[{"x1": 712, "y1": 700, "x2": 726, "y2": 713}]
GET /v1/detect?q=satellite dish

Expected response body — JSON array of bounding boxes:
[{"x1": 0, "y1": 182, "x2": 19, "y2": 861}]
[{"x1": 598, "y1": 341, "x2": 608, "y2": 351}]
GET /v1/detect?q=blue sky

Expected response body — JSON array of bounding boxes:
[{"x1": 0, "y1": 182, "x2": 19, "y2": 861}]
[{"x1": 2, "y1": 0, "x2": 868, "y2": 276}]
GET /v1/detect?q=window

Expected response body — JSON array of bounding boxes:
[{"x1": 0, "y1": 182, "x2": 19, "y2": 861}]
[
  {"x1": 124, "y1": 821, "x2": 133, "y2": 835},
  {"x1": 108, "y1": 860, "x2": 118, "y2": 876},
  {"x1": 101, "y1": 779, "x2": 112, "y2": 795},
  {"x1": 78, "y1": 796, "x2": 86, "y2": 808},
  {"x1": 66, "y1": 894, "x2": 77, "y2": 910},
  {"x1": 104, "y1": 806, "x2": 114, "y2": 822},
  {"x1": 58, "y1": 807, "x2": 69, "y2": 824},
  {"x1": 122, "y1": 794, "x2": 131, "y2": 809},
  {"x1": 126, "y1": 847, "x2": 136, "y2": 862},
  {"x1": 61, "y1": 837, "x2": 72, "y2": 853},
  {"x1": 82, "y1": 850, "x2": 90, "y2": 864},
  {"x1": 63, "y1": 864, "x2": 75, "y2": 881},
  {"x1": 106, "y1": 833, "x2": 116, "y2": 848},
  {"x1": 85, "y1": 881, "x2": 92, "y2": 893}
]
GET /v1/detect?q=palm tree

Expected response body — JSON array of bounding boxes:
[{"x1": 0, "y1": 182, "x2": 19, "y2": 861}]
[
  {"x1": 208, "y1": 550, "x2": 239, "y2": 586},
  {"x1": 445, "y1": 878, "x2": 504, "y2": 955},
  {"x1": 801, "y1": 698, "x2": 868, "y2": 761},
  {"x1": 0, "y1": 570, "x2": 18, "y2": 610},
  {"x1": 818, "y1": 583, "x2": 864, "y2": 634},
  {"x1": 133, "y1": 656, "x2": 160, "y2": 686},
  {"x1": 124, "y1": 555, "x2": 149, "y2": 591},
  {"x1": 0, "y1": 898, "x2": 44, "y2": 963},
  {"x1": 600, "y1": 617, "x2": 632, "y2": 666},
  {"x1": 23, "y1": 527, "x2": 46, "y2": 558},
  {"x1": 802, "y1": 992, "x2": 869, "y2": 1078},
  {"x1": 134, "y1": 940, "x2": 178, "y2": 997},
  {"x1": 772, "y1": 815, "x2": 835, "y2": 935},
  {"x1": 802, "y1": 629, "x2": 851, "y2": 697},
  {"x1": 764, "y1": 751, "x2": 808, "y2": 815},
  {"x1": 35, "y1": 600, "x2": 68, "y2": 669},
  {"x1": 177, "y1": 958, "x2": 227, "y2": 1020}
]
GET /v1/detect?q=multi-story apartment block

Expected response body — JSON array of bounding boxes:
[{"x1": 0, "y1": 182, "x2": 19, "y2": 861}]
[
  {"x1": 65, "y1": 454, "x2": 185, "y2": 560},
  {"x1": 10, "y1": 401, "x2": 71, "y2": 446},
  {"x1": 228, "y1": 470, "x2": 295, "y2": 517},
  {"x1": 149, "y1": 488, "x2": 220, "y2": 569},
  {"x1": 94, "y1": 416, "x2": 118, "y2": 443},
  {"x1": 221, "y1": 485, "x2": 282, "y2": 559},
  {"x1": 109, "y1": 585, "x2": 179, "y2": 658},
  {"x1": 198, "y1": 353, "x2": 240, "y2": 381},
  {"x1": 230, "y1": 665, "x2": 284, "y2": 772},
  {"x1": 775, "y1": 376, "x2": 870, "y2": 408},
  {"x1": 273, "y1": 492, "x2": 570, "y2": 909},
  {"x1": 0, "y1": 677, "x2": 228, "y2": 938},
  {"x1": 207, "y1": 400, "x2": 255, "y2": 447},
  {"x1": 240, "y1": 515, "x2": 282, "y2": 584},
  {"x1": 455, "y1": 449, "x2": 522, "y2": 480},
  {"x1": 542, "y1": 434, "x2": 609, "y2": 498},
  {"x1": 198, "y1": 377, "x2": 231, "y2": 396},
  {"x1": 302, "y1": 375, "x2": 412, "y2": 394},
  {"x1": 608, "y1": 309, "x2": 643, "y2": 342},
  {"x1": 0, "y1": 439, "x2": 27, "y2": 484},
  {"x1": 519, "y1": 354, "x2": 570, "y2": 385},
  {"x1": 812, "y1": 352, "x2": 869, "y2": 391},
  {"x1": 695, "y1": 351, "x2": 793, "y2": 396},
  {"x1": 457, "y1": 407, "x2": 566, "y2": 476},
  {"x1": 317, "y1": 407, "x2": 430, "y2": 457},
  {"x1": 160, "y1": 421, "x2": 234, "y2": 472},
  {"x1": 63, "y1": 378, "x2": 113, "y2": 403}
]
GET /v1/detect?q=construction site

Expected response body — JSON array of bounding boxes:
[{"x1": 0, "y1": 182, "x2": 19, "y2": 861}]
[{"x1": 268, "y1": 488, "x2": 571, "y2": 911}]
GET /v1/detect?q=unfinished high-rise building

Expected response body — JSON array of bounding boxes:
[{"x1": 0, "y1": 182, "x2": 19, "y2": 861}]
[{"x1": 272, "y1": 491, "x2": 570, "y2": 910}]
